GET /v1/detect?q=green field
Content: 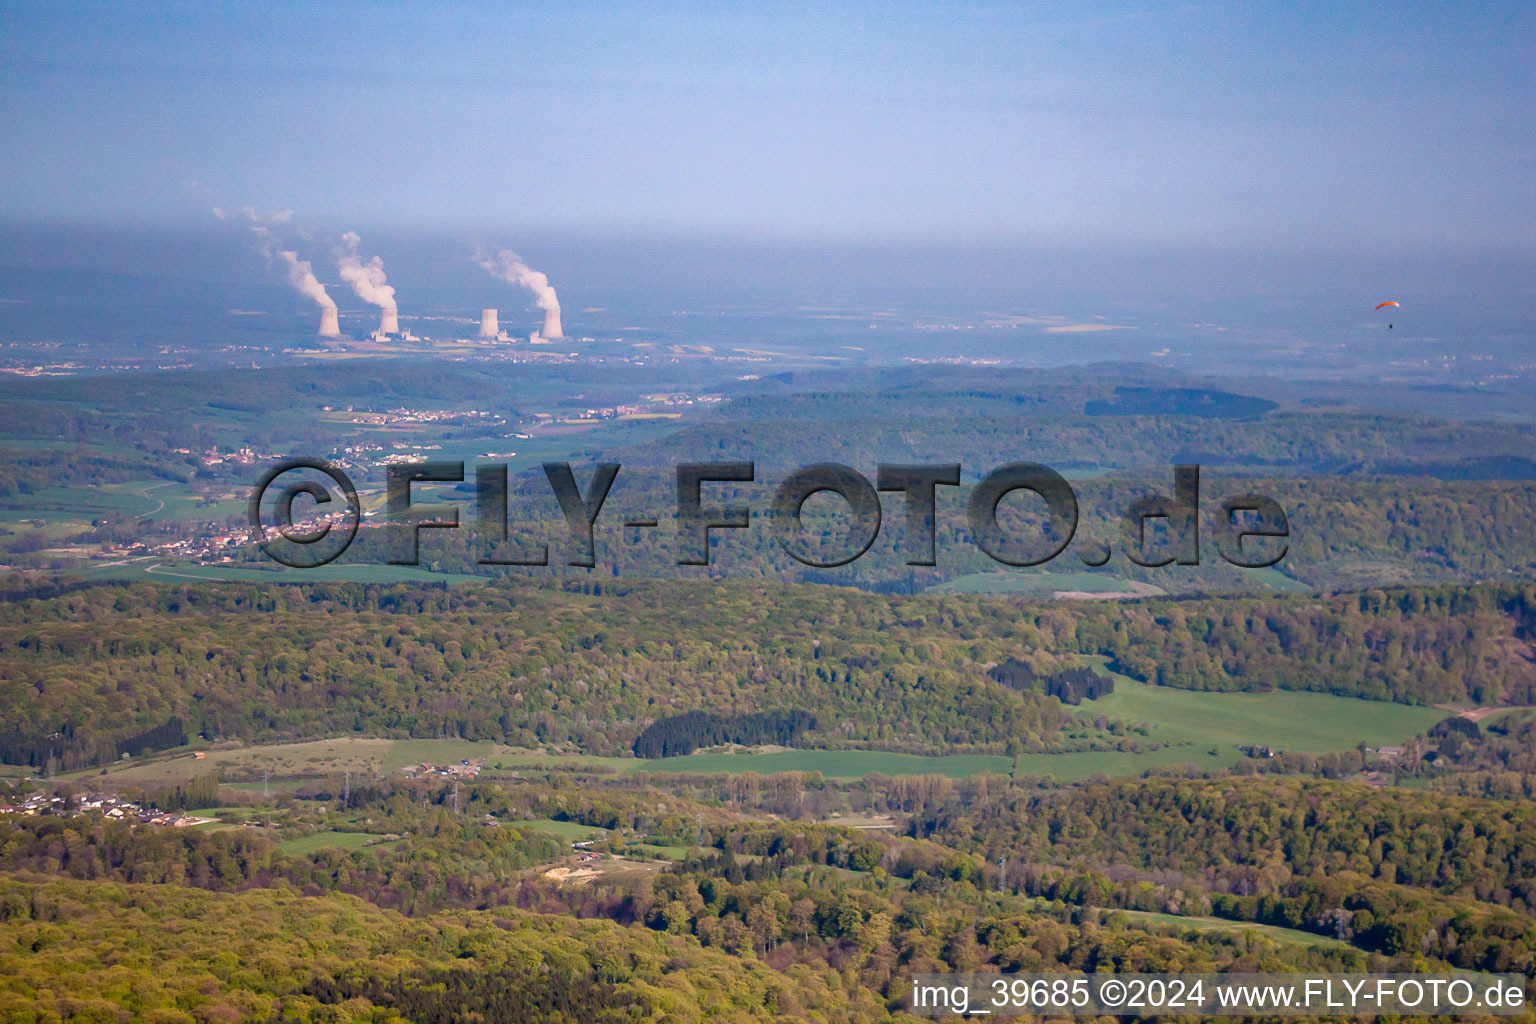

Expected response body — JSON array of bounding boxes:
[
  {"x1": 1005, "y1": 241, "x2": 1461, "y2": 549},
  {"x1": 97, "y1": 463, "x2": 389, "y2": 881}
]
[
  {"x1": 511, "y1": 818, "x2": 609, "y2": 842},
  {"x1": 0, "y1": 485, "x2": 160, "y2": 522},
  {"x1": 381, "y1": 738, "x2": 513, "y2": 771},
  {"x1": 624, "y1": 842, "x2": 694, "y2": 860},
  {"x1": 1064, "y1": 658, "x2": 1446, "y2": 765},
  {"x1": 276, "y1": 830, "x2": 381, "y2": 855},
  {"x1": 0, "y1": 519, "x2": 92, "y2": 541},
  {"x1": 127, "y1": 481, "x2": 249, "y2": 523}
]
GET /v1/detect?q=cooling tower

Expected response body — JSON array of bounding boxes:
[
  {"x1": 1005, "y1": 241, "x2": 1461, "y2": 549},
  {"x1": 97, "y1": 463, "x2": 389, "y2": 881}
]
[
  {"x1": 379, "y1": 306, "x2": 399, "y2": 335},
  {"x1": 319, "y1": 307, "x2": 341, "y2": 337},
  {"x1": 542, "y1": 307, "x2": 563, "y2": 339},
  {"x1": 478, "y1": 308, "x2": 499, "y2": 337}
]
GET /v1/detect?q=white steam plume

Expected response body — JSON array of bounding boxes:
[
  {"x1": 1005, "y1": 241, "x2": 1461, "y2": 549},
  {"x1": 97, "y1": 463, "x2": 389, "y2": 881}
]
[
  {"x1": 336, "y1": 231, "x2": 397, "y2": 311},
  {"x1": 213, "y1": 204, "x2": 338, "y2": 334},
  {"x1": 479, "y1": 248, "x2": 562, "y2": 338},
  {"x1": 247, "y1": 223, "x2": 336, "y2": 311},
  {"x1": 276, "y1": 249, "x2": 338, "y2": 311}
]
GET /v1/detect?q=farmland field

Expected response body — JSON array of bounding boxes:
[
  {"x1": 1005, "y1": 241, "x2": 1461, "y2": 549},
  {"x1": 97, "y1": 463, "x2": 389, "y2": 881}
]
[{"x1": 0, "y1": 484, "x2": 161, "y2": 521}]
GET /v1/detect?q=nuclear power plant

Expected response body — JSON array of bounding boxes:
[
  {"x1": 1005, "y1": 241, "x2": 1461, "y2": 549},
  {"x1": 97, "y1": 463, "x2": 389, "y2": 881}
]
[
  {"x1": 249, "y1": 227, "x2": 574, "y2": 345},
  {"x1": 305, "y1": 300, "x2": 564, "y2": 343},
  {"x1": 479, "y1": 248, "x2": 564, "y2": 340},
  {"x1": 288, "y1": 267, "x2": 571, "y2": 342}
]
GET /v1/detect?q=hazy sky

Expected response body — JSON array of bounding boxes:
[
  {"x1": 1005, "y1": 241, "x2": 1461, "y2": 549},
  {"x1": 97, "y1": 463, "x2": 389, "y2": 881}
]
[{"x1": 2, "y1": 2, "x2": 1533, "y2": 249}]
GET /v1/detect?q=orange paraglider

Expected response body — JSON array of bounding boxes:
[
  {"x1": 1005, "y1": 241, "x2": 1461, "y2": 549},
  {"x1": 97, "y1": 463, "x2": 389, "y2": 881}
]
[{"x1": 1375, "y1": 300, "x2": 1399, "y2": 328}]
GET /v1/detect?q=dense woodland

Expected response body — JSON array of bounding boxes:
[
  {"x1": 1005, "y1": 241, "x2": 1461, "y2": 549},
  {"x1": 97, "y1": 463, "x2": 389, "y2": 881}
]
[
  {"x1": 987, "y1": 659, "x2": 1114, "y2": 704},
  {"x1": 1, "y1": 577, "x2": 1533, "y2": 767},
  {"x1": 3, "y1": 769, "x2": 1535, "y2": 1021},
  {"x1": 632, "y1": 710, "x2": 818, "y2": 758}
]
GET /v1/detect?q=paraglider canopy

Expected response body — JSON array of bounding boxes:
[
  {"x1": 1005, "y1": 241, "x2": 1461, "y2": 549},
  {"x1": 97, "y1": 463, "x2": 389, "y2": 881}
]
[{"x1": 1375, "y1": 301, "x2": 1400, "y2": 311}]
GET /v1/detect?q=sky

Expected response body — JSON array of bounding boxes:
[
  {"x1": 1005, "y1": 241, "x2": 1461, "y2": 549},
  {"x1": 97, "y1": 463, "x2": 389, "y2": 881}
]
[{"x1": 2, "y1": 1, "x2": 1532, "y2": 252}]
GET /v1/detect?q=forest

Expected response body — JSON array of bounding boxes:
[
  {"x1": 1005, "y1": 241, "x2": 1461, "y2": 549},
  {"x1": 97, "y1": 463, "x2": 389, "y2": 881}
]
[
  {"x1": 1, "y1": 577, "x2": 1533, "y2": 768},
  {"x1": 4, "y1": 766, "x2": 1535, "y2": 1021},
  {"x1": 0, "y1": 572, "x2": 1534, "y2": 1020},
  {"x1": 632, "y1": 710, "x2": 818, "y2": 758},
  {"x1": 987, "y1": 659, "x2": 1115, "y2": 705}
]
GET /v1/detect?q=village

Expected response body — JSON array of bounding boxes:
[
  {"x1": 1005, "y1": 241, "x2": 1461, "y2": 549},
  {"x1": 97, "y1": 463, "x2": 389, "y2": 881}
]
[{"x1": 0, "y1": 790, "x2": 216, "y2": 828}]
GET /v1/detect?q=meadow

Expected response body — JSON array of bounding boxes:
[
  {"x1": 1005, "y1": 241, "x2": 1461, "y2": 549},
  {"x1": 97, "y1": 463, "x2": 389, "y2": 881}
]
[
  {"x1": 1069, "y1": 659, "x2": 1447, "y2": 759},
  {"x1": 511, "y1": 818, "x2": 609, "y2": 843},
  {"x1": 276, "y1": 830, "x2": 391, "y2": 856}
]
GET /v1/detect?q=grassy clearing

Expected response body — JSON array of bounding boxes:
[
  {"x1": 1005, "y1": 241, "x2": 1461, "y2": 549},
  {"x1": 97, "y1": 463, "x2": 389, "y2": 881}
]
[
  {"x1": 512, "y1": 818, "x2": 608, "y2": 842},
  {"x1": 1071, "y1": 658, "x2": 1446, "y2": 758},
  {"x1": 930, "y1": 571, "x2": 1161, "y2": 597},
  {"x1": 625, "y1": 842, "x2": 694, "y2": 860},
  {"x1": 80, "y1": 738, "x2": 398, "y2": 787},
  {"x1": 378, "y1": 738, "x2": 521, "y2": 772},
  {"x1": 1114, "y1": 909, "x2": 1354, "y2": 950},
  {"x1": 276, "y1": 831, "x2": 381, "y2": 856}
]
